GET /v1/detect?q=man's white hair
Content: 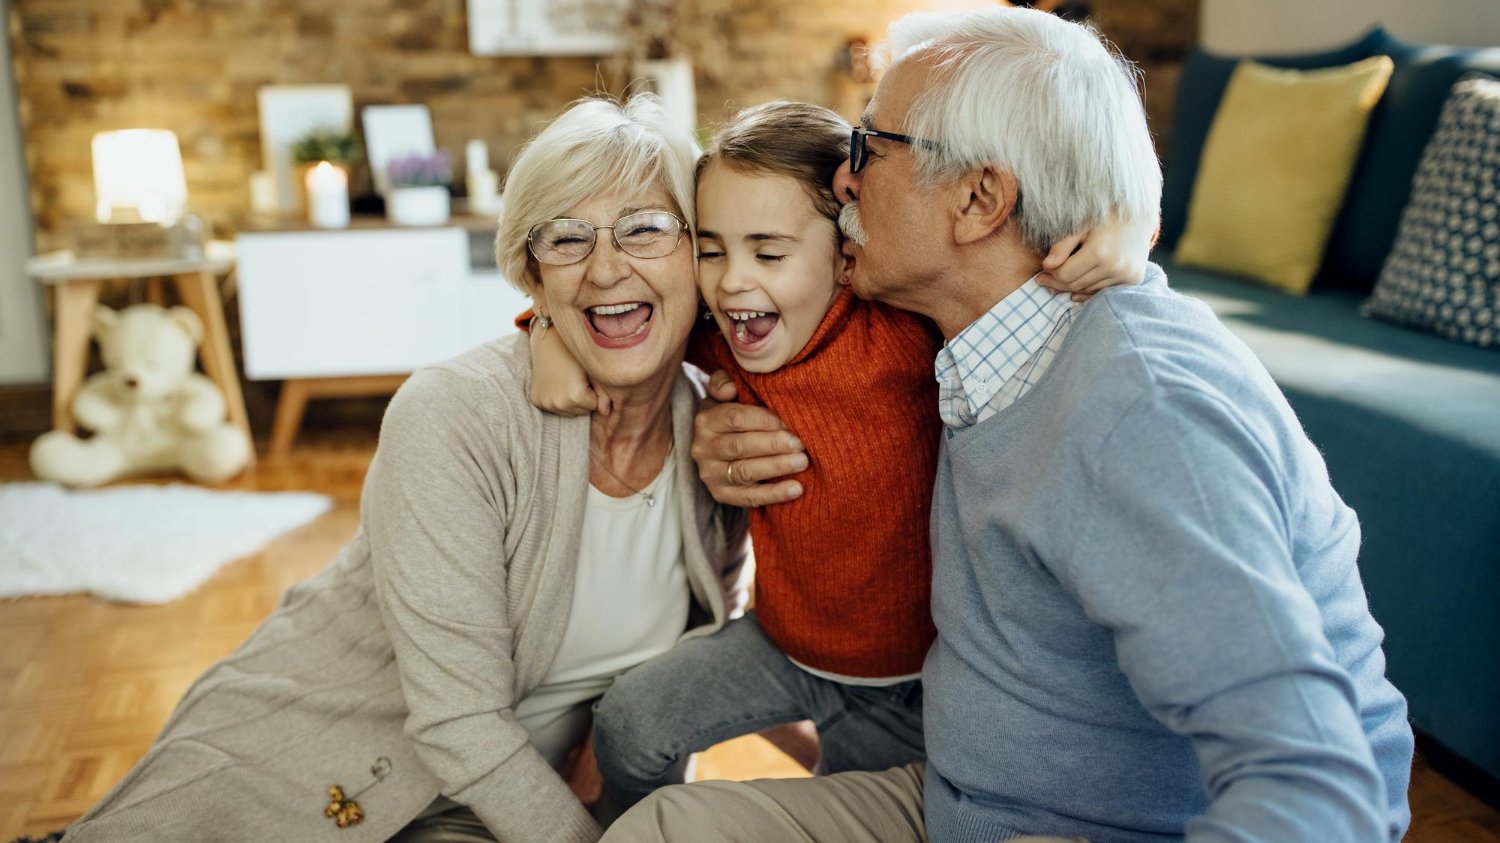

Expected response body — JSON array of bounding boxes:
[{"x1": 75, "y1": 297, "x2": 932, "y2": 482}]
[
  {"x1": 887, "y1": 7, "x2": 1161, "y2": 252},
  {"x1": 495, "y1": 93, "x2": 699, "y2": 295}
]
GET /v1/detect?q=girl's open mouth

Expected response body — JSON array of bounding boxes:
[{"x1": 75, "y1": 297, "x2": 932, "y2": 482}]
[
  {"x1": 725, "y1": 309, "x2": 780, "y2": 353},
  {"x1": 586, "y1": 302, "x2": 654, "y2": 349}
]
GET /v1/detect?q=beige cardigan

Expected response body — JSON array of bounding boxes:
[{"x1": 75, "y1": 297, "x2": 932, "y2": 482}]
[{"x1": 64, "y1": 336, "x2": 750, "y2": 843}]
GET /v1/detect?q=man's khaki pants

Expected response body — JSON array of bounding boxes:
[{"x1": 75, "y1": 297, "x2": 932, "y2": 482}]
[{"x1": 600, "y1": 763, "x2": 1084, "y2": 843}]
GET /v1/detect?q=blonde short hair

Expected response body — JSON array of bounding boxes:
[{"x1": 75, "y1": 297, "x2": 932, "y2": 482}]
[{"x1": 496, "y1": 93, "x2": 700, "y2": 295}]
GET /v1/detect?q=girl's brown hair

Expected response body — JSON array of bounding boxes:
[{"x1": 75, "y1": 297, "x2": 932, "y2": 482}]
[{"x1": 698, "y1": 101, "x2": 851, "y2": 227}]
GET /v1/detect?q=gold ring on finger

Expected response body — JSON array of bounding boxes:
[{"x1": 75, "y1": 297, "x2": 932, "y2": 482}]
[{"x1": 726, "y1": 461, "x2": 736, "y2": 485}]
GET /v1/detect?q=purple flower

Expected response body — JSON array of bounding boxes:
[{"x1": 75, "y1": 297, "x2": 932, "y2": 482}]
[{"x1": 387, "y1": 150, "x2": 452, "y2": 188}]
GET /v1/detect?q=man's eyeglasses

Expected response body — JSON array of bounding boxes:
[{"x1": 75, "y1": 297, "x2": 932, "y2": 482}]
[
  {"x1": 527, "y1": 211, "x2": 686, "y2": 266},
  {"x1": 849, "y1": 126, "x2": 939, "y2": 174}
]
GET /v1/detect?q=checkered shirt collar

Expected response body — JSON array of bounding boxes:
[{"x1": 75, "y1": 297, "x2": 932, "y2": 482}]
[{"x1": 934, "y1": 276, "x2": 1076, "y2": 427}]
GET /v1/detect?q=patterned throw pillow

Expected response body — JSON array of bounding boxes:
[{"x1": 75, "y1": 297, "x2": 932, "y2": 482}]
[{"x1": 1363, "y1": 75, "x2": 1500, "y2": 348}]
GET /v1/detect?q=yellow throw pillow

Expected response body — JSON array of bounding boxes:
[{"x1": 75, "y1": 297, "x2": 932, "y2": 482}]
[{"x1": 1175, "y1": 56, "x2": 1394, "y2": 294}]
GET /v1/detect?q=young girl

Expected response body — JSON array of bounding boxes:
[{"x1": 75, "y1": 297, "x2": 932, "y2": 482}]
[{"x1": 523, "y1": 100, "x2": 1154, "y2": 807}]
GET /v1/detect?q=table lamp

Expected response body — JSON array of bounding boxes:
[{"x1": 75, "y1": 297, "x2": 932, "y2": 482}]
[{"x1": 91, "y1": 129, "x2": 188, "y2": 224}]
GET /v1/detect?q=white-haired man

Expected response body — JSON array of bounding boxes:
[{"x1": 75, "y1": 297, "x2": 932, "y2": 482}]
[{"x1": 601, "y1": 7, "x2": 1414, "y2": 843}]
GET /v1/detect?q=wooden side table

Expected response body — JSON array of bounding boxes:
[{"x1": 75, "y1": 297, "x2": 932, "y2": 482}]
[
  {"x1": 24, "y1": 242, "x2": 254, "y2": 462},
  {"x1": 269, "y1": 373, "x2": 408, "y2": 455}
]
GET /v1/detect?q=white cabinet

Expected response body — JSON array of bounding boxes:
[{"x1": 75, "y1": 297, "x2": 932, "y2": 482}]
[
  {"x1": 463, "y1": 270, "x2": 533, "y2": 351},
  {"x1": 235, "y1": 219, "x2": 534, "y2": 452},
  {"x1": 236, "y1": 224, "x2": 530, "y2": 380}
]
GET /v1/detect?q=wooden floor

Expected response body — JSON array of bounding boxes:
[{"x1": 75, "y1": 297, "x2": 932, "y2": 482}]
[{"x1": 0, "y1": 432, "x2": 1495, "y2": 842}]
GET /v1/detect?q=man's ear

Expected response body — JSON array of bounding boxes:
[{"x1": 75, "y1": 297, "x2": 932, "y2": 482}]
[{"x1": 952, "y1": 166, "x2": 1019, "y2": 245}]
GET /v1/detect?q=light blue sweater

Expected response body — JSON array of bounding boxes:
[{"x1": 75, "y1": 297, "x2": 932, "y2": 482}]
[{"x1": 923, "y1": 269, "x2": 1413, "y2": 843}]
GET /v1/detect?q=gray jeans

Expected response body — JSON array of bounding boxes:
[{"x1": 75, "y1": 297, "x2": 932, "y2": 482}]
[{"x1": 592, "y1": 613, "x2": 926, "y2": 813}]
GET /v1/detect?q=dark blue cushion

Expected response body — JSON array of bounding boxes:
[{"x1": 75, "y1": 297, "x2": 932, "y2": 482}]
[
  {"x1": 1158, "y1": 28, "x2": 1387, "y2": 251},
  {"x1": 1361, "y1": 74, "x2": 1500, "y2": 346},
  {"x1": 1319, "y1": 37, "x2": 1500, "y2": 292},
  {"x1": 1160, "y1": 254, "x2": 1500, "y2": 782}
]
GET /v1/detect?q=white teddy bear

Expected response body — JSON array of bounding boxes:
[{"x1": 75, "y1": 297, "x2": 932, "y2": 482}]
[{"x1": 30, "y1": 304, "x2": 253, "y2": 487}]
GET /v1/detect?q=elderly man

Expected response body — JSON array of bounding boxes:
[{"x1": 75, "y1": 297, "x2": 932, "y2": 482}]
[{"x1": 601, "y1": 7, "x2": 1414, "y2": 843}]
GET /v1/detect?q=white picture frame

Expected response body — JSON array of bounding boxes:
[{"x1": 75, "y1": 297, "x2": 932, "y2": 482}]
[
  {"x1": 257, "y1": 85, "x2": 354, "y2": 214},
  {"x1": 467, "y1": 0, "x2": 626, "y2": 57},
  {"x1": 361, "y1": 105, "x2": 437, "y2": 197}
]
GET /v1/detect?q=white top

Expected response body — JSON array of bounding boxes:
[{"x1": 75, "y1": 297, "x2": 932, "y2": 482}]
[
  {"x1": 790, "y1": 658, "x2": 922, "y2": 687},
  {"x1": 513, "y1": 448, "x2": 690, "y2": 768}
]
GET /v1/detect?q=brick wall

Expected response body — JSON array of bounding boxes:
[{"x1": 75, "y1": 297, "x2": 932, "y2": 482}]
[{"x1": 8, "y1": 0, "x2": 1196, "y2": 248}]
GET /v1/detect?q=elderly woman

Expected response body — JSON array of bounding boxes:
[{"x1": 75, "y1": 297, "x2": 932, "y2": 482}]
[{"x1": 62, "y1": 93, "x2": 748, "y2": 843}]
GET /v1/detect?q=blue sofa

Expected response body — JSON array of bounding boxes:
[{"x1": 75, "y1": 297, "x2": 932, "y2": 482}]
[{"x1": 1156, "y1": 28, "x2": 1500, "y2": 786}]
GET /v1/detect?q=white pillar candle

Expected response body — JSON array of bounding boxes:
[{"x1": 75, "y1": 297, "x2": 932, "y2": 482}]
[
  {"x1": 467, "y1": 168, "x2": 500, "y2": 214},
  {"x1": 465, "y1": 139, "x2": 489, "y2": 179},
  {"x1": 249, "y1": 170, "x2": 277, "y2": 214},
  {"x1": 305, "y1": 161, "x2": 350, "y2": 229}
]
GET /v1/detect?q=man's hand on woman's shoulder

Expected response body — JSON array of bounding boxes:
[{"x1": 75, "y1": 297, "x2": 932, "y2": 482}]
[{"x1": 692, "y1": 370, "x2": 808, "y2": 508}]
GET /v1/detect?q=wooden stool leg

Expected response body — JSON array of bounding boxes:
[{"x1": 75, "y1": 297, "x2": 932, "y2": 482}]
[
  {"x1": 172, "y1": 271, "x2": 254, "y2": 462},
  {"x1": 50, "y1": 280, "x2": 103, "y2": 433},
  {"x1": 270, "y1": 379, "x2": 310, "y2": 456},
  {"x1": 144, "y1": 277, "x2": 168, "y2": 307}
]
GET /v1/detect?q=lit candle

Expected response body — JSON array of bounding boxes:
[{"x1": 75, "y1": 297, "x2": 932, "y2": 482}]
[{"x1": 305, "y1": 161, "x2": 349, "y2": 229}]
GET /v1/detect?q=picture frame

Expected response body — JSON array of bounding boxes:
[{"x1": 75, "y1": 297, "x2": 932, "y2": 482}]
[
  {"x1": 361, "y1": 105, "x2": 437, "y2": 197},
  {"x1": 466, "y1": 0, "x2": 626, "y2": 57},
  {"x1": 257, "y1": 85, "x2": 354, "y2": 214}
]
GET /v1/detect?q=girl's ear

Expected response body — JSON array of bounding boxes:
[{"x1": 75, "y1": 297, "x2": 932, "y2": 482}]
[{"x1": 836, "y1": 239, "x2": 854, "y2": 286}]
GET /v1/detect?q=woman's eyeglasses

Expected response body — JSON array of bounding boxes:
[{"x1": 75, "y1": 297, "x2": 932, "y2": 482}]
[{"x1": 527, "y1": 211, "x2": 686, "y2": 266}]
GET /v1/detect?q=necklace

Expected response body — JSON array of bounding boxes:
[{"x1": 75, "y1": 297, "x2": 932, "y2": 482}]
[{"x1": 589, "y1": 444, "x2": 667, "y2": 507}]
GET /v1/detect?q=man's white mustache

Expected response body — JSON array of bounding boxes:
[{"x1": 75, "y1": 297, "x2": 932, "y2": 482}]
[{"x1": 838, "y1": 202, "x2": 868, "y2": 246}]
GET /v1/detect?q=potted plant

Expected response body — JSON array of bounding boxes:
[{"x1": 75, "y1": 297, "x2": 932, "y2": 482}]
[
  {"x1": 385, "y1": 151, "x2": 452, "y2": 226},
  {"x1": 290, "y1": 129, "x2": 361, "y2": 214}
]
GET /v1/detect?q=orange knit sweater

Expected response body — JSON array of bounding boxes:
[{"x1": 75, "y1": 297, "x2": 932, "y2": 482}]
[{"x1": 689, "y1": 289, "x2": 942, "y2": 678}]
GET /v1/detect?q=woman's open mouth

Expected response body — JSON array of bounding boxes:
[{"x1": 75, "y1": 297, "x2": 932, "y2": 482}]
[
  {"x1": 725, "y1": 308, "x2": 780, "y2": 354},
  {"x1": 585, "y1": 302, "x2": 654, "y2": 349}
]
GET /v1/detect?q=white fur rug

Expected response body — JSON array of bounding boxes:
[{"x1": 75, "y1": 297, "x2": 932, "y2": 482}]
[{"x1": 0, "y1": 482, "x2": 332, "y2": 603}]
